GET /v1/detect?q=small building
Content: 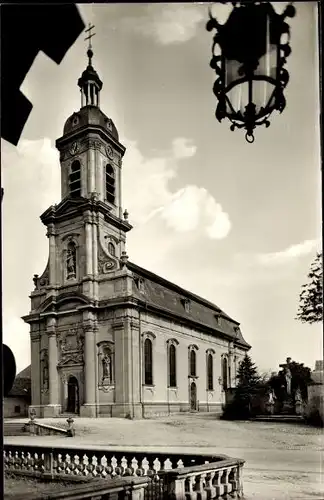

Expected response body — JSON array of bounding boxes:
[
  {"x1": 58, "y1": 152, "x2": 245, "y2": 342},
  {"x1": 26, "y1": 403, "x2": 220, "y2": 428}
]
[
  {"x1": 3, "y1": 366, "x2": 31, "y2": 418},
  {"x1": 307, "y1": 360, "x2": 324, "y2": 423},
  {"x1": 22, "y1": 45, "x2": 251, "y2": 419}
]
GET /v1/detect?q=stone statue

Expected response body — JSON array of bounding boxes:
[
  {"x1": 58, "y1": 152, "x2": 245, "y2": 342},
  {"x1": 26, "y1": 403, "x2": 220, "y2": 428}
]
[
  {"x1": 295, "y1": 387, "x2": 303, "y2": 415},
  {"x1": 295, "y1": 387, "x2": 302, "y2": 403},
  {"x1": 267, "y1": 388, "x2": 275, "y2": 405},
  {"x1": 279, "y1": 357, "x2": 293, "y2": 396},
  {"x1": 102, "y1": 354, "x2": 112, "y2": 382},
  {"x1": 66, "y1": 244, "x2": 76, "y2": 279},
  {"x1": 265, "y1": 388, "x2": 276, "y2": 415},
  {"x1": 42, "y1": 355, "x2": 49, "y2": 390}
]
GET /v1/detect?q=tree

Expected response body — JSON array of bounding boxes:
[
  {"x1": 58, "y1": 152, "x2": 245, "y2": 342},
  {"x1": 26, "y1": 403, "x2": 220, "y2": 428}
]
[
  {"x1": 222, "y1": 354, "x2": 262, "y2": 420},
  {"x1": 296, "y1": 252, "x2": 323, "y2": 324},
  {"x1": 236, "y1": 353, "x2": 261, "y2": 387}
]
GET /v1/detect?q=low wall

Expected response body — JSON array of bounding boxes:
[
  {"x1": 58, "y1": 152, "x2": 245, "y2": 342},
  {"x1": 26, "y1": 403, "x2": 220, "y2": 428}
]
[
  {"x1": 4, "y1": 443, "x2": 245, "y2": 499},
  {"x1": 306, "y1": 383, "x2": 324, "y2": 424}
]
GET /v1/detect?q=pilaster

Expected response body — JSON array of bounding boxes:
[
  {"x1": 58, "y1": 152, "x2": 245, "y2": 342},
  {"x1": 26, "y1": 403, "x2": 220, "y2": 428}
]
[
  {"x1": 80, "y1": 315, "x2": 97, "y2": 417},
  {"x1": 46, "y1": 224, "x2": 56, "y2": 287},
  {"x1": 44, "y1": 316, "x2": 61, "y2": 417},
  {"x1": 112, "y1": 314, "x2": 141, "y2": 418},
  {"x1": 30, "y1": 331, "x2": 41, "y2": 407}
]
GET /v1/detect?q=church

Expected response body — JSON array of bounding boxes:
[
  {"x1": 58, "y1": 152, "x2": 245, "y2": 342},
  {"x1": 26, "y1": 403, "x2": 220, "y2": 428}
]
[{"x1": 22, "y1": 41, "x2": 251, "y2": 419}]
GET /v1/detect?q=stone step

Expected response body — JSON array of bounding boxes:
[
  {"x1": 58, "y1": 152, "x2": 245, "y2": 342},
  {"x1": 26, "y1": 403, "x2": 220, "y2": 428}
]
[
  {"x1": 3, "y1": 422, "x2": 27, "y2": 436},
  {"x1": 252, "y1": 415, "x2": 305, "y2": 423}
]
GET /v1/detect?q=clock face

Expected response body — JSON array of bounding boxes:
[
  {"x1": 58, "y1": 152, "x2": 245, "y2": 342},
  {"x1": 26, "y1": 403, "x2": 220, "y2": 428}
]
[
  {"x1": 69, "y1": 142, "x2": 79, "y2": 155},
  {"x1": 106, "y1": 146, "x2": 113, "y2": 159}
]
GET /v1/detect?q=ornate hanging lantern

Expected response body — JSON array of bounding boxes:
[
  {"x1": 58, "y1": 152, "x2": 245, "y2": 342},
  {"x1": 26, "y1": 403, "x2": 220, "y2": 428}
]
[{"x1": 206, "y1": 2, "x2": 296, "y2": 143}]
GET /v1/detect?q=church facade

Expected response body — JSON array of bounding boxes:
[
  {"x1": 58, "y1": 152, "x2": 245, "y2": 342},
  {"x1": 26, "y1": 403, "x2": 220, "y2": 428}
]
[{"x1": 22, "y1": 45, "x2": 251, "y2": 419}]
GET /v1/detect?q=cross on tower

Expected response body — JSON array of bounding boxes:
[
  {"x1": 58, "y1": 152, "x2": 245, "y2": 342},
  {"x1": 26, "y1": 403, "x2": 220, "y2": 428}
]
[{"x1": 84, "y1": 23, "x2": 96, "y2": 49}]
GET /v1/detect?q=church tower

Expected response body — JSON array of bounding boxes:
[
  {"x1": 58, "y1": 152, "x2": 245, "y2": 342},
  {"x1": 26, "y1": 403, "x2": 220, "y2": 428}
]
[{"x1": 23, "y1": 31, "x2": 136, "y2": 418}]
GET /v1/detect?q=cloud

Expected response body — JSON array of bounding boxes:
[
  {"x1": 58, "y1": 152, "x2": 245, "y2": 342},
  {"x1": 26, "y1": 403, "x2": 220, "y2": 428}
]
[
  {"x1": 159, "y1": 186, "x2": 231, "y2": 239},
  {"x1": 122, "y1": 138, "x2": 231, "y2": 240},
  {"x1": 172, "y1": 137, "x2": 197, "y2": 159},
  {"x1": 256, "y1": 239, "x2": 321, "y2": 266},
  {"x1": 122, "y1": 4, "x2": 205, "y2": 45}
]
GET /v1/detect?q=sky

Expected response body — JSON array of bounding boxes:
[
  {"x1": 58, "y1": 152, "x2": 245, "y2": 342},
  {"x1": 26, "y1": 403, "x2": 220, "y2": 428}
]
[{"x1": 2, "y1": 2, "x2": 322, "y2": 375}]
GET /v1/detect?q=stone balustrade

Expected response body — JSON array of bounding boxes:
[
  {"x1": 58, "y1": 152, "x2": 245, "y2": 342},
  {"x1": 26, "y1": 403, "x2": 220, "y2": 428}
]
[
  {"x1": 5, "y1": 476, "x2": 150, "y2": 500},
  {"x1": 4, "y1": 444, "x2": 245, "y2": 498}
]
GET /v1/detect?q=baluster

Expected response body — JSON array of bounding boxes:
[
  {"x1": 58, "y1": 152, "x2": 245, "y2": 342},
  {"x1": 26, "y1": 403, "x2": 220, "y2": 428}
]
[
  {"x1": 213, "y1": 470, "x2": 221, "y2": 497},
  {"x1": 91, "y1": 455, "x2": 98, "y2": 477},
  {"x1": 14, "y1": 451, "x2": 20, "y2": 469},
  {"x1": 120, "y1": 456, "x2": 128, "y2": 476},
  {"x1": 3, "y1": 451, "x2": 8, "y2": 469},
  {"x1": 228, "y1": 466, "x2": 236, "y2": 494},
  {"x1": 141, "y1": 457, "x2": 149, "y2": 476},
  {"x1": 82, "y1": 454, "x2": 89, "y2": 476},
  {"x1": 41, "y1": 453, "x2": 46, "y2": 473},
  {"x1": 101, "y1": 456, "x2": 108, "y2": 477},
  {"x1": 197, "y1": 472, "x2": 207, "y2": 500},
  {"x1": 177, "y1": 459, "x2": 184, "y2": 468},
  {"x1": 204, "y1": 471, "x2": 216, "y2": 499},
  {"x1": 131, "y1": 457, "x2": 138, "y2": 476},
  {"x1": 34, "y1": 453, "x2": 39, "y2": 471},
  {"x1": 153, "y1": 458, "x2": 161, "y2": 478},
  {"x1": 186, "y1": 475, "x2": 198, "y2": 500},
  {"x1": 237, "y1": 464, "x2": 244, "y2": 497},
  {"x1": 26, "y1": 452, "x2": 32, "y2": 470},
  {"x1": 111, "y1": 456, "x2": 118, "y2": 477},
  {"x1": 73, "y1": 455, "x2": 80, "y2": 475},
  {"x1": 222, "y1": 468, "x2": 230, "y2": 498},
  {"x1": 57, "y1": 454, "x2": 63, "y2": 473},
  {"x1": 65, "y1": 454, "x2": 71, "y2": 475},
  {"x1": 163, "y1": 458, "x2": 173, "y2": 470}
]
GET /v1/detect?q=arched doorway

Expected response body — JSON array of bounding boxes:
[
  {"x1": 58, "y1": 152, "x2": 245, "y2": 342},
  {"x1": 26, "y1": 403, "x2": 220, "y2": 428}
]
[
  {"x1": 67, "y1": 376, "x2": 79, "y2": 414},
  {"x1": 190, "y1": 381, "x2": 197, "y2": 411}
]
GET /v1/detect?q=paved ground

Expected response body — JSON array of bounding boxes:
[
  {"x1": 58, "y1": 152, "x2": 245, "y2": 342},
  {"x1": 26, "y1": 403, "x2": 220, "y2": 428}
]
[{"x1": 4, "y1": 413, "x2": 324, "y2": 499}]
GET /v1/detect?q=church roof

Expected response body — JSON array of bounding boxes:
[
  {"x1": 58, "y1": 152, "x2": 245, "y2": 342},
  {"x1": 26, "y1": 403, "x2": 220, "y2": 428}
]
[
  {"x1": 63, "y1": 106, "x2": 119, "y2": 141},
  {"x1": 127, "y1": 261, "x2": 251, "y2": 349},
  {"x1": 7, "y1": 377, "x2": 31, "y2": 398},
  {"x1": 16, "y1": 365, "x2": 31, "y2": 379}
]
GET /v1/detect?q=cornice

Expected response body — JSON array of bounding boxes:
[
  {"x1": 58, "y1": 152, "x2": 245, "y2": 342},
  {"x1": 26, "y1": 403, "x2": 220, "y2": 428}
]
[
  {"x1": 40, "y1": 197, "x2": 132, "y2": 232},
  {"x1": 55, "y1": 124, "x2": 126, "y2": 157}
]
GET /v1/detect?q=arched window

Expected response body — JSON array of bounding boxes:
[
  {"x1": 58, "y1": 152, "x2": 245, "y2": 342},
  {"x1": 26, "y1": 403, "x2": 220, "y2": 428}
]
[
  {"x1": 144, "y1": 338, "x2": 153, "y2": 385},
  {"x1": 108, "y1": 242, "x2": 115, "y2": 256},
  {"x1": 207, "y1": 353, "x2": 214, "y2": 390},
  {"x1": 169, "y1": 344, "x2": 177, "y2": 388},
  {"x1": 66, "y1": 242, "x2": 76, "y2": 280},
  {"x1": 105, "y1": 164, "x2": 115, "y2": 204},
  {"x1": 190, "y1": 349, "x2": 196, "y2": 377},
  {"x1": 69, "y1": 160, "x2": 81, "y2": 197},
  {"x1": 222, "y1": 356, "x2": 228, "y2": 391}
]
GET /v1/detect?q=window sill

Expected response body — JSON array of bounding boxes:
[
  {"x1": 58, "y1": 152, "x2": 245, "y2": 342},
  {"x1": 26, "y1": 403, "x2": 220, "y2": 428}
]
[
  {"x1": 168, "y1": 386, "x2": 178, "y2": 390},
  {"x1": 143, "y1": 384, "x2": 155, "y2": 388}
]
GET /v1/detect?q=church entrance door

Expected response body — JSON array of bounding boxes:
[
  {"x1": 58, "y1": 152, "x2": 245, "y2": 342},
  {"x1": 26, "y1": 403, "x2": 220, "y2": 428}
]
[
  {"x1": 190, "y1": 381, "x2": 197, "y2": 411},
  {"x1": 67, "y1": 376, "x2": 79, "y2": 414}
]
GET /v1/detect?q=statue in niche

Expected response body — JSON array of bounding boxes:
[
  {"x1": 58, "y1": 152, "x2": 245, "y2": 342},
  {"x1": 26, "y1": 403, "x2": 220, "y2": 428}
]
[
  {"x1": 102, "y1": 350, "x2": 113, "y2": 384},
  {"x1": 66, "y1": 243, "x2": 76, "y2": 280},
  {"x1": 42, "y1": 353, "x2": 49, "y2": 390}
]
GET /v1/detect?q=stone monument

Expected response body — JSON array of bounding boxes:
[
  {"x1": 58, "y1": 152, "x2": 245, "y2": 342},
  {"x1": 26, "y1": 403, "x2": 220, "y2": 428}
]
[{"x1": 278, "y1": 357, "x2": 295, "y2": 414}]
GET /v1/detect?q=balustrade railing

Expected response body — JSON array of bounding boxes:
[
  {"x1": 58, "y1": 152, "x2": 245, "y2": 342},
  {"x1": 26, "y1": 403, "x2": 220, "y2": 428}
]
[{"x1": 4, "y1": 444, "x2": 245, "y2": 499}]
